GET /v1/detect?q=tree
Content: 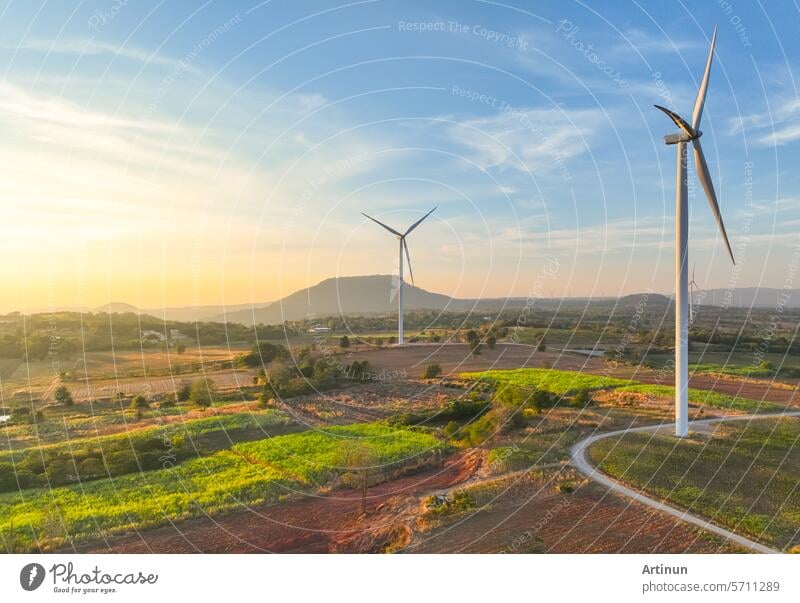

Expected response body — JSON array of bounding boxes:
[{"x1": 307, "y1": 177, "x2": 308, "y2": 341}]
[
  {"x1": 189, "y1": 379, "x2": 215, "y2": 408},
  {"x1": 54, "y1": 385, "x2": 74, "y2": 407},
  {"x1": 339, "y1": 335, "x2": 350, "y2": 349},
  {"x1": 130, "y1": 395, "x2": 149, "y2": 410},
  {"x1": 469, "y1": 339, "x2": 482, "y2": 356},
  {"x1": 239, "y1": 342, "x2": 288, "y2": 368},
  {"x1": 337, "y1": 444, "x2": 378, "y2": 516},
  {"x1": 176, "y1": 382, "x2": 191, "y2": 403},
  {"x1": 176, "y1": 343, "x2": 186, "y2": 355},
  {"x1": 486, "y1": 334, "x2": 497, "y2": 349},
  {"x1": 423, "y1": 364, "x2": 442, "y2": 379}
]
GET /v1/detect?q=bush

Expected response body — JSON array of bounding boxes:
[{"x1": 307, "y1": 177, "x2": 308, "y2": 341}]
[
  {"x1": 176, "y1": 382, "x2": 191, "y2": 403},
  {"x1": 443, "y1": 420, "x2": 459, "y2": 438},
  {"x1": 158, "y1": 394, "x2": 177, "y2": 409},
  {"x1": 130, "y1": 395, "x2": 149, "y2": 410},
  {"x1": 239, "y1": 342, "x2": 288, "y2": 368},
  {"x1": 573, "y1": 389, "x2": 592, "y2": 407},
  {"x1": 423, "y1": 364, "x2": 442, "y2": 379},
  {"x1": 339, "y1": 335, "x2": 350, "y2": 349},
  {"x1": 54, "y1": 385, "x2": 74, "y2": 406},
  {"x1": 188, "y1": 379, "x2": 214, "y2": 408}
]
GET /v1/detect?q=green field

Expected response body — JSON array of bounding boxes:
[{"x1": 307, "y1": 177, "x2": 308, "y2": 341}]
[
  {"x1": 0, "y1": 423, "x2": 444, "y2": 552},
  {"x1": 615, "y1": 384, "x2": 784, "y2": 413},
  {"x1": 588, "y1": 417, "x2": 800, "y2": 550},
  {"x1": 462, "y1": 368, "x2": 778, "y2": 413},
  {"x1": 0, "y1": 409, "x2": 295, "y2": 492},
  {"x1": 461, "y1": 368, "x2": 629, "y2": 395}
]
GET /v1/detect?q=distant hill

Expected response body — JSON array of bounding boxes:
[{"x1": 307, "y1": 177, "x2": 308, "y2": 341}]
[
  {"x1": 14, "y1": 280, "x2": 800, "y2": 325},
  {"x1": 215, "y1": 275, "x2": 455, "y2": 325},
  {"x1": 93, "y1": 302, "x2": 141, "y2": 314}
]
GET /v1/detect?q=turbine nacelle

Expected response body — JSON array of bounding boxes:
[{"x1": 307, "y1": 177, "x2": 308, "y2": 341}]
[{"x1": 663, "y1": 128, "x2": 702, "y2": 145}]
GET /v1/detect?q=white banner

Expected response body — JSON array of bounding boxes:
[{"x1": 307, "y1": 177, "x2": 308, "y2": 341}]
[{"x1": 1, "y1": 554, "x2": 797, "y2": 602}]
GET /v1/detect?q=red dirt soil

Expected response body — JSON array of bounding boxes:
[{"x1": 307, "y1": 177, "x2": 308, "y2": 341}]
[
  {"x1": 74, "y1": 451, "x2": 484, "y2": 554},
  {"x1": 75, "y1": 452, "x2": 739, "y2": 554}
]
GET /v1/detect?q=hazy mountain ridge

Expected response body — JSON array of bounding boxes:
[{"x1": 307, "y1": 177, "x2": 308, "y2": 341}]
[{"x1": 11, "y1": 278, "x2": 800, "y2": 325}]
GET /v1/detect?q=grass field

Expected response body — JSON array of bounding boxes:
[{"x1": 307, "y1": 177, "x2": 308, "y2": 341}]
[
  {"x1": 462, "y1": 368, "x2": 779, "y2": 413},
  {"x1": 0, "y1": 409, "x2": 292, "y2": 474},
  {"x1": 0, "y1": 423, "x2": 444, "y2": 552},
  {"x1": 461, "y1": 368, "x2": 629, "y2": 395},
  {"x1": 588, "y1": 417, "x2": 800, "y2": 550}
]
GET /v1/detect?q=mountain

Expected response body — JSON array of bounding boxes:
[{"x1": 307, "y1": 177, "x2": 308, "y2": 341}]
[
  {"x1": 694, "y1": 288, "x2": 796, "y2": 309},
  {"x1": 13, "y1": 280, "x2": 800, "y2": 324},
  {"x1": 93, "y1": 302, "x2": 141, "y2": 314},
  {"x1": 215, "y1": 275, "x2": 455, "y2": 325}
]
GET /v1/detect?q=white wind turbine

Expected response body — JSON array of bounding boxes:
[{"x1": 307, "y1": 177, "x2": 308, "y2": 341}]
[
  {"x1": 361, "y1": 207, "x2": 436, "y2": 345},
  {"x1": 655, "y1": 26, "x2": 735, "y2": 437},
  {"x1": 688, "y1": 263, "x2": 699, "y2": 325}
]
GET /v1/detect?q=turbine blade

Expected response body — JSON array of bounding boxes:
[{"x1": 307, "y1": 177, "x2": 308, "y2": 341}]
[
  {"x1": 654, "y1": 105, "x2": 695, "y2": 137},
  {"x1": 692, "y1": 26, "x2": 717, "y2": 130},
  {"x1": 403, "y1": 238, "x2": 415, "y2": 285},
  {"x1": 404, "y1": 206, "x2": 437, "y2": 236},
  {"x1": 361, "y1": 212, "x2": 401, "y2": 236},
  {"x1": 692, "y1": 138, "x2": 735, "y2": 264}
]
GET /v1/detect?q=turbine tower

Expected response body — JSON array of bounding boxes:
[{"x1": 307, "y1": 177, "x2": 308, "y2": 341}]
[
  {"x1": 361, "y1": 207, "x2": 436, "y2": 345},
  {"x1": 655, "y1": 26, "x2": 734, "y2": 437}
]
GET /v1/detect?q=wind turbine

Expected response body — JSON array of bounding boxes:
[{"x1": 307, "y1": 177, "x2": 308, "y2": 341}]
[
  {"x1": 688, "y1": 263, "x2": 699, "y2": 325},
  {"x1": 361, "y1": 207, "x2": 436, "y2": 345},
  {"x1": 655, "y1": 26, "x2": 734, "y2": 437}
]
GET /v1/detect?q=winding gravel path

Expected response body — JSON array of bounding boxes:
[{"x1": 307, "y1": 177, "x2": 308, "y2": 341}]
[{"x1": 570, "y1": 411, "x2": 800, "y2": 554}]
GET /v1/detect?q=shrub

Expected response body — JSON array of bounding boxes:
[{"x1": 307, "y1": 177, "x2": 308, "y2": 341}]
[
  {"x1": 443, "y1": 420, "x2": 459, "y2": 438},
  {"x1": 188, "y1": 379, "x2": 214, "y2": 408},
  {"x1": 423, "y1": 364, "x2": 442, "y2": 379},
  {"x1": 239, "y1": 342, "x2": 288, "y2": 368},
  {"x1": 158, "y1": 394, "x2": 177, "y2": 409},
  {"x1": 130, "y1": 395, "x2": 149, "y2": 410},
  {"x1": 573, "y1": 389, "x2": 591, "y2": 407},
  {"x1": 54, "y1": 385, "x2": 74, "y2": 406},
  {"x1": 176, "y1": 382, "x2": 191, "y2": 403},
  {"x1": 339, "y1": 335, "x2": 350, "y2": 349}
]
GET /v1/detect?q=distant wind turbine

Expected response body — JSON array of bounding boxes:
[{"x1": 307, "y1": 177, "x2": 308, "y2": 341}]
[
  {"x1": 361, "y1": 207, "x2": 436, "y2": 345},
  {"x1": 655, "y1": 26, "x2": 734, "y2": 437},
  {"x1": 688, "y1": 263, "x2": 699, "y2": 325}
]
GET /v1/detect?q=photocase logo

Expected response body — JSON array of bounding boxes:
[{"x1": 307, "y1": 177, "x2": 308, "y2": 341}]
[{"x1": 20, "y1": 563, "x2": 45, "y2": 591}]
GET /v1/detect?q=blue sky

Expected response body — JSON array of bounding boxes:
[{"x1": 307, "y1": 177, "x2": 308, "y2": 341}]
[{"x1": 1, "y1": 0, "x2": 799, "y2": 311}]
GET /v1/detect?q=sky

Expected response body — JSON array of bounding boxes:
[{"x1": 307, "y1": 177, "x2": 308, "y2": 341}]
[{"x1": 1, "y1": 0, "x2": 800, "y2": 313}]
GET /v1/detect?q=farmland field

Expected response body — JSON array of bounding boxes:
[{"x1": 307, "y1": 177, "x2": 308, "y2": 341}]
[
  {"x1": 461, "y1": 367, "x2": 781, "y2": 414},
  {"x1": 0, "y1": 423, "x2": 443, "y2": 552},
  {"x1": 588, "y1": 417, "x2": 800, "y2": 551}
]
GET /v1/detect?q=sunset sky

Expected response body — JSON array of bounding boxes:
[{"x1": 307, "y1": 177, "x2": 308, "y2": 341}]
[{"x1": 2, "y1": 1, "x2": 800, "y2": 313}]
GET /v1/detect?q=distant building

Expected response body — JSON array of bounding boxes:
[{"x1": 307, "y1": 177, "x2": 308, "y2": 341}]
[
  {"x1": 140, "y1": 329, "x2": 166, "y2": 342},
  {"x1": 308, "y1": 326, "x2": 331, "y2": 334}
]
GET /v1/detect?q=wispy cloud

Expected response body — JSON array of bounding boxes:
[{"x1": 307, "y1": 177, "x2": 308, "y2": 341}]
[
  {"x1": 729, "y1": 97, "x2": 800, "y2": 146},
  {"x1": 16, "y1": 38, "x2": 201, "y2": 73},
  {"x1": 442, "y1": 107, "x2": 601, "y2": 176}
]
